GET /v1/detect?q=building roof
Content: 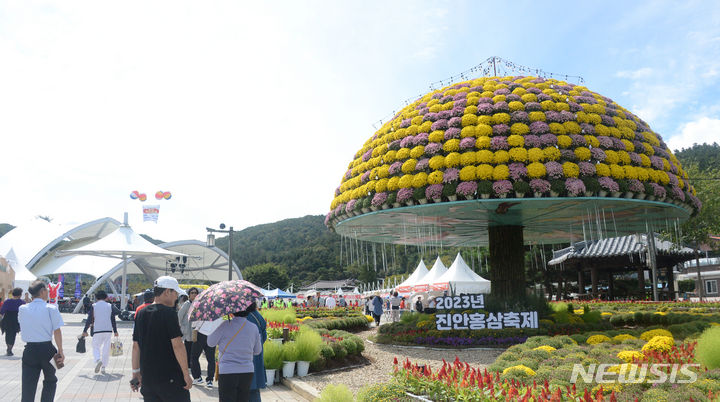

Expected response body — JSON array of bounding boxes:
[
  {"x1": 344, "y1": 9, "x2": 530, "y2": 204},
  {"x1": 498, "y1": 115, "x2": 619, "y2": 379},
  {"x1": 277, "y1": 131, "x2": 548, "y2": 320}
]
[
  {"x1": 299, "y1": 279, "x2": 357, "y2": 291},
  {"x1": 548, "y1": 233, "x2": 695, "y2": 268}
]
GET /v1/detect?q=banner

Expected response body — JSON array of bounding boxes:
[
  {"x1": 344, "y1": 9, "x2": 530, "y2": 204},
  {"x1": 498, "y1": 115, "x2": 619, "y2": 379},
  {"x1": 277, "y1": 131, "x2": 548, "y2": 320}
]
[
  {"x1": 58, "y1": 274, "x2": 64, "y2": 298},
  {"x1": 75, "y1": 274, "x2": 82, "y2": 299},
  {"x1": 143, "y1": 205, "x2": 160, "y2": 222}
]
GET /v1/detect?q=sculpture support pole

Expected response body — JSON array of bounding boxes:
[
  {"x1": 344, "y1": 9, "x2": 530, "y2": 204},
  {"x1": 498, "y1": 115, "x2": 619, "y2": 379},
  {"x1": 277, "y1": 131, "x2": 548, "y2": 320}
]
[
  {"x1": 591, "y1": 266, "x2": 598, "y2": 298},
  {"x1": 489, "y1": 225, "x2": 525, "y2": 300}
]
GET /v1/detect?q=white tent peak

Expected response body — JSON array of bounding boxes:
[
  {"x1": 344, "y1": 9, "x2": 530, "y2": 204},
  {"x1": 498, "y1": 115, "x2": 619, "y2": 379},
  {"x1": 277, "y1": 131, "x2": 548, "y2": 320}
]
[
  {"x1": 57, "y1": 225, "x2": 185, "y2": 259},
  {"x1": 5, "y1": 248, "x2": 37, "y2": 281},
  {"x1": 412, "y1": 256, "x2": 447, "y2": 291},
  {"x1": 396, "y1": 259, "x2": 429, "y2": 293},
  {"x1": 435, "y1": 253, "x2": 491, "y2": 294}
]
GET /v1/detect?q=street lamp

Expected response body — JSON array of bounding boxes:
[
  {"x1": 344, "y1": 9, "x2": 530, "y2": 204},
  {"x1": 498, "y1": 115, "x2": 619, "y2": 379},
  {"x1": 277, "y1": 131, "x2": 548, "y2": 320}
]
[{"x1": 206, "y1": 223, "x2": 235, "y2": 281}]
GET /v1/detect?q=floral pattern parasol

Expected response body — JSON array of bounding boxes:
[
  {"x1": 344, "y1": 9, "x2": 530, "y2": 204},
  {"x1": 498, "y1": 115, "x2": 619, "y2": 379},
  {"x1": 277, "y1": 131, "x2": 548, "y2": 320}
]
[{"x1": 189, "y1": 280, "x2": 263, "y2": 322}]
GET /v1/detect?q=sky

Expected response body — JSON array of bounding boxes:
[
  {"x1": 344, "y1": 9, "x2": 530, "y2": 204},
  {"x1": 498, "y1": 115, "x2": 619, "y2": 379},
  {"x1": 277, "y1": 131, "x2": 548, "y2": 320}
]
[{"x1": 1, "y1": 0, "x2": 719, "y2": 242}]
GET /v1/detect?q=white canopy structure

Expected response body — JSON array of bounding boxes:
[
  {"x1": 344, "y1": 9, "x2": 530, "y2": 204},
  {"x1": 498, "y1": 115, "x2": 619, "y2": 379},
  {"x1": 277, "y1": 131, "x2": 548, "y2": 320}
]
[
  {"x1": 433, "y1": 253, "x2": 491, "y2": 294},
  {"x1": 396, "y1": 259, "x2": 429, "y2": 294},
  {"x1": 412, "y1": 256, "x2": 448, "y2": 292},
  {"x1": 262, "y1": 288, "x2": 296, "y2": 299},
  {"x1": 4, "y1": 248, "x2": 37, "y2": 293}
]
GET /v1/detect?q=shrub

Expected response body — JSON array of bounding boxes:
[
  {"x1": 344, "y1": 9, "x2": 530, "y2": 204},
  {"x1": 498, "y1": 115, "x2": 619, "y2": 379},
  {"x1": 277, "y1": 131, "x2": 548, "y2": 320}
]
[
  {"x1": 263, "y1": 340, "x2": 284, "y2": 370},
  {"x1": 319, "y1": 344, "x2": 335, "y2": 359},
  {"x1": 641, "y1": 336, "x2": 674, "y2": 353},
  {"x1": 295, "y1": 329, "x2": 323, "y2": 362},
  {"x1": 340, "y1": 339, "x2": 357, "y2": 355},
  {"x1": 581, "y1": 310, "x2": 602, "y2": 324},
  {"x1": 696, "y1": 326, "x2": 720, "y2": 369},
  {"x1": 501, "y1": 364, "x2": 536, "y2": 376},
  {"x1": 612, "y1": 334, "x2": 637, "y2": 343},
  {"x1": 316, "y1": 384, "x2": 354, "y2": 402},
  {"x1": 640, "y1": 328, "x2": 673, "y2": 341},
  {"x1": 586, "y1": 335, "x2": 611, "y2": 345},
  {"x1": 330, "y1": 341, "x2": 347, "y2": 360},
  {"x1": 570, "y1": 334, "x2": 588, "y2": 344},
  {"x1": 356, "y1": 383, "x2": 410, "y2": 402},
  {"x1": 639, "y1": 388, "x2": 669, "y2": 402}
]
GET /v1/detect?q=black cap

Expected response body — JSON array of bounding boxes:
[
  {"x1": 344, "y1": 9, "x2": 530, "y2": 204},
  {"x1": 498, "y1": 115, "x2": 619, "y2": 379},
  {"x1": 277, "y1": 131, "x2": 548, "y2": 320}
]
[{"x1": 143, "y1": 290, "x2": 154, "y2": 302}]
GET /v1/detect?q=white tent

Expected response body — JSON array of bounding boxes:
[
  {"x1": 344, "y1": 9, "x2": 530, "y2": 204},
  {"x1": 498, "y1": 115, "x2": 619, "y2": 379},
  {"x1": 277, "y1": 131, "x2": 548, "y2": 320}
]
[
  {"x1": 433, "y1": 253, "x2": 491, "y2": 294},
  {"x1": 57, "y1": 222, "x2": 185, "y2": 310},
  {"x1": 397, "y1": 259, "x2": 429, "y2": 293},
  {"x1": 4, "y1": 248, "x2": 37, "y2": 294},
  {"x1": 412, "y1": 256, "x2": 448, "y2": 292}
]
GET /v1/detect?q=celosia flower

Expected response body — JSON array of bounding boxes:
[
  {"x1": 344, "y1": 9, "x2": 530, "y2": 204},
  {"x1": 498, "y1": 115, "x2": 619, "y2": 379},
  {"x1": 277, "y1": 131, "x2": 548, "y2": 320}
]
[
  {"x1": 565, "y1": 178, "x2": 586, "y2": 196},
  {"x1": 492, "y1": 180, "x2": 513, "y2": 195},
  {"x1": 598, "y1": 177, "x2": 620, "y2": 192},
  {"x1": 456, "y1": 181, "x2": 477, "y2": 197}
]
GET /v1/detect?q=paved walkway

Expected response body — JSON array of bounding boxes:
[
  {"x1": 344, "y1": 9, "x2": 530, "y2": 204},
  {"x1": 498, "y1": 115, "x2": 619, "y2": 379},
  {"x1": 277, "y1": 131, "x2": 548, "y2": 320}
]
[{"x1": 0, "y1": 313, "x2": 306, "y2": 401}]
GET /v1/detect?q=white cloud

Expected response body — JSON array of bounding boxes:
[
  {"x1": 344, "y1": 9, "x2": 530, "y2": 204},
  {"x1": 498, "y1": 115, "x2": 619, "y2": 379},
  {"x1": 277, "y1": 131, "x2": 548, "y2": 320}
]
[
  {"x1": 667, "y1": 117, "x2": 720, "y2": 152},
  {"x1": 616, "y1": 67, "x2": 654, "y2": 79}
]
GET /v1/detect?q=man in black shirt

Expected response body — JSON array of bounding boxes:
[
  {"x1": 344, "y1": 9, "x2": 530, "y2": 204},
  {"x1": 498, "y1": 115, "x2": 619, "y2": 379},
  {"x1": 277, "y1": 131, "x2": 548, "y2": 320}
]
[{"x1": 131, "y1": 276, "x2": 192, "y2": 401}]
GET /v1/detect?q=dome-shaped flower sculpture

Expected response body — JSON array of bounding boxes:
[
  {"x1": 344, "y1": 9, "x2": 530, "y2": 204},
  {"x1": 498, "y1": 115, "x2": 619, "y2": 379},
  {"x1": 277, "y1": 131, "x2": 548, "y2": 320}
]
[{"x1": 327, "y1": 76, "x2": 699, "y2": 299}]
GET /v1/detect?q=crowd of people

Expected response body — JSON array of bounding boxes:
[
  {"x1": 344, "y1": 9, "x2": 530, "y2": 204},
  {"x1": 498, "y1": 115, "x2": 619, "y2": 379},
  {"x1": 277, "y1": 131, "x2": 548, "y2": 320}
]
[{"x1": 363, "y1": 290, "x2": 439, "y2": 326}]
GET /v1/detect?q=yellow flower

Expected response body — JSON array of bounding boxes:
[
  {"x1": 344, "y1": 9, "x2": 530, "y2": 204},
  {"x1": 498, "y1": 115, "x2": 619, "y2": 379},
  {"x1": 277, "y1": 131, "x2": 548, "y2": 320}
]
[
  {"x1": 377, "y1": 165, "x2": 390, "y2": 178},
  {"x1": 608, "y1": 363, "x2": 639, "y2": 375},
  {"x1": 612, "y1": 334, "x2": 636, "y2": 342},
  {"x1": 562, "y1": 162, "x2": 580, "y2": 178},
  {"x1": 401, "y1": 159, "x2": 417, "y2": 174},
  {"x1": 509, "y1": 147, "x2": 528, "y2": 162},
  {"x1": 527, "y1": 162, "x2": 546, "y2": 178},
  {"x1": 534, "y1": 345, "x2": 556, "y2": 353},
  {"x1": 410, "y1": 146, "x2": 425, "y2": 159},
  {"x1": 584, "y1": 135, "x2": 600, "y2": 148},
  {"x1": 476, "y1": 124, "x2": 493, "y2": 137},
  {"x1": 507, "y1": 134, "x2": 525, "y2": 147},
  {"x1": 429, "y1": 130, "x2": 445, "y2": 143},
  {"x1": 543, "y1": 147, "x2": 561, "y2": 161},
  {"x1": 476, "y1": 164, "x2": 494, "y2": 180},
  {"x1": 459, "y1": 166, "x2": 476, "y2": 181},
  {"x1": 618, "y1": 150, "x2": 631, "y2": 165},
  {"x1": 398, "y1": 174, "x2": 413, "y2": 189},
  {"x1": 528, "y1": 111, "x2": 546, "y2": 121},
  {"x1": 574, "y1": 147, "x2": 591, "y2": 161},
  {"x1": 412, "y1": 173, "x2": 427, "y2": 188},
  {"x1": 610, "y1": 164, "x2": 625, "y2": 179},
  {"x1": 510, "y1": 123, "x2": 529, "y2": 135},
  {"x1": 461, "y1": 114, "x2": 478, "y2": 127},
  {"x1": 642, "y1": 142, "x2": 655, "y2": 156},
  {"x1": 492, "y1": 113, "x2": 511, "y2": 125},
  {"x1": 387, "y1": 177, "x2": 400, "y2": 191},
  {"x1": 623, "y1": 165, "x2": 638, "y2": 180},
  {"x1": 639, "y1": 329, "x2": 673, "y2": 341},
  {"x1": 375, "y1": 179, "x2": 388, "y2": 193},
  {"x1": 445, "y1": 152, "x2": 461, "y2": 168},
  {"x1": 563, "y1": 121, "x2": 582, "y2": 134},
  {"x1": 557, "y1": 135, "x2": 572, "y2": 148},
  {"x1": 460, "y1": 126, "x2": 476, "y2": 138},
  {"x1": 493, "y1": 150, "x2": 510, "y2": 164},
  {"x1": 586, "y1": 335, "x2": 611, "y2": 345},
  {"x1": 528, "y1": 148, "x2": 544, "y2": 162},
  {"x1": 549, "y1": 123, "x2": 567, "y2": 135},
  {"x1": 596, "y1": 163, "x2": 610, "y2": 177},
  {"x1": 476, "y1": 136, "x2": 491, "y2": 149},
  {"x1": 502, "y1": 365, "x2": 536, "y2": 377},
  {"x1": 429, "y1": 155, "x2": 445, "y2": 170},
  {"x1": 428, "y1": 170, "x2": 443, "y2": 184},
  {"x1": 492, "y1": 94, "x2": 506, "y2": 103},
  {"x1": 622, "y1": 139, "x2": 635, "y2": 152},
  {"x1": 443, "y1": 139, "x2": 460, "y2": 153},
  {"x1": 396, "y1": 148, "x2": 411, "y2": 160},
  {"x1": 617, "y1": 350, "x2": 644, "y2": 363},
  {"x1": 460, "y1": 152, "x2": 476, "y2": 166},
  {"x1": 477, "y1": 150, "x2": 494, "y2": 164},
  {"x1": 521, "y1": 93, "x2": 538, "y2": 103},
  {"x1": 641, "y1": 336, "x2": 674, "y2": 353},
  {"x1": 493, "y1": 165, "x2": 509, "y2": 180}
]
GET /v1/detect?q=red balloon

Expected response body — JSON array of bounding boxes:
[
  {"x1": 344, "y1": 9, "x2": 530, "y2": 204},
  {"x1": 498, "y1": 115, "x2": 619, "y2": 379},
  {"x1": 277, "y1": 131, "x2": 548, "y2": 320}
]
[
  {"x1": 155, "y1": 191, "x2": 164, "y2": 200},
  {"x1": 139, "y1": 193, "x2": 147, "y2": 202},
  {"x1": 163, "y1": 191, "x2": 172, "y2": 200}
]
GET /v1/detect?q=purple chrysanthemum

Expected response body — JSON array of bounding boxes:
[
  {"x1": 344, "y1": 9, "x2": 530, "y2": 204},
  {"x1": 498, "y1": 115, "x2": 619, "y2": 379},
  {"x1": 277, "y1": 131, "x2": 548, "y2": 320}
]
[
  {"x1": 425, "y1": 184, "x2": 443, "y2": 199},
  {"x1": 400, "y1": 136, "x2": 414, "y2": 148},
  {"x1": 524, "y1": 135, "x2": 541, "y2": 148},
  {"x1": 371, "y1": 192, "x2": 388, "y2": 207},
  {"x1": 490, "y1": 136, "x2": 509, "y2": 150},
  {"x1": 530, "y1": 179, "x2": 551, "y2": 193},
  {"x1": 524, "y1": 102, "x2": 542, "y2": 111},
  {"x1": 493, "y1": 124, "x2": 510, "y2": 136},
  {"x1": 530, "y1": 121, "x2": 550, "y2": 135},
  {"x1": 601, "y1": 115, "x2": 616, "y2": 126},
  {"x1": 415, "y1": 158, "x2": 429, "y2": 171},
  {"x1": 545, "y1": 161, "x2": 563, "y2": 179},
  {"x1": 580, "y1": 123, "x2": 595, "y2": 134},
  {"x1": 511, "y1": 111, "x2": 529, "y2": 124},
  {"x1": 400, "y1": 119, "x2": 411, "y2": 128},
  {"x1": 540, "y1": 134, "x2": 557, "y2": 146},
  {"x1": 492, "y1": 180, "x2": 513, "y2": 195},
  {"x1": 628, "y1": 179, "x2": 644, "y2": 192},
  {"x1": 629, "y1": 152, "x2": 641, "y2": 165},
  {"x1": 578, "y1": 162, "x2": 596, "y2": 176},
  {"x1": 431, "y1": 119, "x2": 448, "y2": 131},
  {"x1": 456, "y1": 181, "x2": 477, "y2": 197},
  {"x1": 651, "y1": 183, "x2": 666, "y2": 198},
  {"x1": 361, "y1": 171, "x2": 371, "y2": 183},
  {"x1": 443, "y1": 168, "x2": 459, "y2": 183},
  {"x1": 362, "y1": 149, "x2": 372, "y2": 162},
  {"x1": 591, "y1": 147, "x2": 606, "y2": 161},
  {"x1": 570, "y1": 134, "x2": 587, "y2": 146},
  {"x1": 565, "y1": 178, "x2": 586, "y2": 196},
  {"x1": 598, "y1": 177, "x2": 619, "y2": 192},
  {"x1": 414, "y1": 132, "x2": 429, "y2": 146},
  {"x1": 650, "y1": 156, "x2": 664, "y2": 170},
  {"x1": 671, "y1": 186, "x2": 685, "y2": 201},
  {"x1": 389, "y1": 161, "x2": 402, "y2": 176},
  {"x1": 345, "y1": 199, "x2": 357, "y2": 213},
  {"x1": 438, "y1": 110, "x2": 451, "y2": 120},
  {"x1": 424, "y1": 112, "x2": 438, "y2": 122},
  {"x1": 424, "y1": 143, "x2": 442, "y2": 155},
  {"x1": 459, "y1": 137, "x2": 476, "y2": 150},
  {"x1": 509, "y1": 163, "x2": 528, "y2": 181},
  {"x1": 444, "y1": 127, "x2": 461, "y2": 140},
  {"x1": 597, "y1": 136, "x2": 613, "y2": 149},
  {"x1": 397, "y1": 188, "x2": 414, "y2": 202},
  {"x1": 493, "y1": 101, "x2": 509, "y2": 113}
]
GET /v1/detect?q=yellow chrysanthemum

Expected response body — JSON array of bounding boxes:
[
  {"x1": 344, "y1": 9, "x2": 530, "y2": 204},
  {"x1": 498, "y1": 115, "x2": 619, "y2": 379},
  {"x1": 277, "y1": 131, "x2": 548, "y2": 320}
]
[
  {"x1": 475, "y1": 136, "x2": 491, "y2": 149},
  {"x1": 509, "y1": 147, "x2": 528, "y2": 162},
  {"x1": 459, "y1": 166, "x2": 476, "y2": 181},
  {"x1": 574, "y1": 147, "x2": 591, "y2": 161},
  {"x1": 460, "y1": 126, "x2": 477, "y2": 138},
  {"x1": 543, "y1": 147, "x2": 561, "y2": 161},
  {"x1": 460, "y1": 152, "x2": 476, "y2": 166},
  {"x1": 398, "y1": 174, "x2": 413, "y2": 189},
  {"x1": 387, "y1": 177, "x2": 400, "y2": 191},
  {"x1": 557, "y1": 135, "x2": 572, "y2": 148},
  {"x1": 533, "y1": 345, "x2": 556, "y2": 353},
  {"x1": 612, "y1": 334, "x2": 636, "y2": 342},
  {"x1": 493, "y1": 150, "x2": 510, "y2": 164},
  {"x1": 527, "y1": 162, "x2": 546, "y2": 178},
  {"x1": 401, "y1": 159, "x2": 417, "y2": 174},
  {"x1": 596, "y1": 163, "x2": 610, "y2": 177},
  {"x1": 528, "y1": 111, "x2": 546, "y2": 122},
  {"x1": 510, "y1": 123, "x2": 529, "y2": 135},
  {"x1": 617, "y1": 350, "x2": 644, "y2": 363},
  {"x1": 610, "y1": 164, "x2": 625, "y2": 180},
  {"x1": 428, "y1": 155, "x2": 445, "y2": 170},
  {"x1": 443, "y1": 139, "x2": 460, "y2": 153},
  {"x1": 429, "y1": 130, "x2": 445, "y2": 143},
  {"x1": 445, "y1": 152, "x2": 461, "y2": 168},
  {"x1": 492, "y1": 113, "x2": 511, "y2": 125},
  {"x1": 427, "y1": 170, "x2": 443, "y2": 185},
  {"x1": 639, "y1": 329, "x2": 673, "y2": 341},
  {"x1": 502, "y1": 365, "x2": 536, "y2": 377},
  {"x1": 461, "y1": 114, "x2": 478, "y2": 127},
  {"x1": 476, "y1": 164, "x2": 494, "y2": 180},
  {"x1": 549, "y1": 123, "x2": 567, "y2": 135},
  {"x1": 563, "y1": 162, "x2": 580, "y2": 178},
  {"x1": 641, "y1": 336, "x2": 674, "y2": 353},
  {"x1": 586, "y1": 335, "x2": 611, "y2": 345},
  {"x1": 508, "y1": 134, "x2": 525, "y2": 147},
  {"x1": 477, "y1": 150, "x2": 494, "y2": 164},
  {"x1": 412, "y1": 172, "x2": 427, "y2": 188},
  {"x1": 492, "y1": 165, "x2": 509, "y2": 180},
  {"x1": 410, "y1": 146, "x2": 425, "y2": 159},
  {"x1": 476, "y1": 124, "x2": 493, "y2": 137}
]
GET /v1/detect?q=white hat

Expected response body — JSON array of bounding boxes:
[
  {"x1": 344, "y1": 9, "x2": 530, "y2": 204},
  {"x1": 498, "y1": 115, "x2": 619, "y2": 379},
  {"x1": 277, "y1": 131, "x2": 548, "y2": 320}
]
[{"x1": 154, "y1": 276, "x2": 187, "y2": 296}]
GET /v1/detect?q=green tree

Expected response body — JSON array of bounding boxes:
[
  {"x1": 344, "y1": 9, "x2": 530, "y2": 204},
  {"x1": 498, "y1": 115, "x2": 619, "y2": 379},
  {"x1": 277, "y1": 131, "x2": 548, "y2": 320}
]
[{"x1": 241, "y1": 263, "x2": 290, "y2": 290}]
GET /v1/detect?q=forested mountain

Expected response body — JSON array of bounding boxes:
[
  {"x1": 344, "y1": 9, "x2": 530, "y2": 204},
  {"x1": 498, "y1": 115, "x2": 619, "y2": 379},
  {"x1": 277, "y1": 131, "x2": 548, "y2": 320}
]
[{"x1": 675, "y1": 143, "x2": 720, "y2": 172}]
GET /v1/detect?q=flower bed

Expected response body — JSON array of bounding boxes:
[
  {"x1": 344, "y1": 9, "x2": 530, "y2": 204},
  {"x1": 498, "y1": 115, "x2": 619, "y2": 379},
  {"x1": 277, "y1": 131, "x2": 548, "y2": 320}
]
[
  {"x1": 296, "y1": 306, "x2": 365, "y2": 318},
  {"x1": 305, "y1": 316, "x2": 370, "y2": 332}
]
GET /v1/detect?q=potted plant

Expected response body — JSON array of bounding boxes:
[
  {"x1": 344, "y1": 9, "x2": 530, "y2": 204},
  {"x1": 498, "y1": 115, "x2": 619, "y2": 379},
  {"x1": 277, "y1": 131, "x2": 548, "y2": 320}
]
[
  {"x1": 371, "y1": 192, "x2": 387, "y2": 211},
  {"x1": 268, "y1": 326, "x2": 284, "y2": 344},
  {"x1": 281, "y1": 342, "x2": 298, "y2": 378},
  {"x1": 549, "y1": 180, "x2": 565, "y2": 197},
  {"x1": 456, "y1": 181, "x2": 477, "y2": 200},
  {"x1": 442, "y1": 182, "x2": 458, "y2": 201},
  {"x1": 512, "y1": 181, "x2": 530, "y2": 198},
  {"x1": 361, "y1": 197, "x2": 372, "y2": 213},
  {"x1": 628, "y1": 179, "x2": 645, "y2": 199},
  {"x1": 294, "y1": 329, "x2": 322, "y2": 377},
  {"x1": 413, "y1": 186, "x2": 427, "y2": 204},
  {"x1": 598, "y1": 177, "x2": 619, "y2": 197},
  {"x1": 581, "y1": 177, "x2": 600, "y2": 197},
  {"x1": 387, "y1": 191, "x2": 399, "y2": 208},
  {"x1": 529, "y1": 179, "x2": 550, "y2": 198},
  {"x1": 263, "y1": 340, "x2": 283, "y2": 386},
  {"x1": 477, "y1": 180, "x2": 493, "y2": 199},
  {"x1": 616, "y1": 179, "x2": 630, "y2": 198},
  {"x1": 425, "y1": 184, "x2": 443, "y2": 203},
  {"x1": 564, "y1": 178, "x2": 586, "y2": 197},
  {"x1": 397, "y1": 188, "x2": 414, "y2": 206}
]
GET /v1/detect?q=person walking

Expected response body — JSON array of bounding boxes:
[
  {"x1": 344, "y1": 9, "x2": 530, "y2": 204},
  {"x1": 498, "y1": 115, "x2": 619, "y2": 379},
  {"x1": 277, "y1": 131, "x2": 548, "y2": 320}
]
[
  {"x1": 18, "y1": 280, "x2": 64, "y2": 402},
  {"x1": 190, "y1": 320, "x2": 217, "y2": 388},
  {"x1": 81, "y1": 290, "x2": 120, "y2": 374},
  {"x1": 131, "y1": 276, "x2": 192, "y2": 402},
  {"x1": 177, "y1": 287, "x2": 199, "y2": 368},
  {"x1": 246, "y1": 304, "x2": 267, "y2": 402},
  {"x1": 0, "y1": 287, "x2": 25, "y2": 356},
  {"x1": 371, "y1": 294, "x2": 383, "y2": 326},
  {"x1": 414, "y1": 296, "x2": 424, "y2": 313},
  {"x1": 207, "y1": 304, "x2": 262, "y2": 402},
  {"x1": 390, "y1": 291, "x2": 402, "y2": 322}
]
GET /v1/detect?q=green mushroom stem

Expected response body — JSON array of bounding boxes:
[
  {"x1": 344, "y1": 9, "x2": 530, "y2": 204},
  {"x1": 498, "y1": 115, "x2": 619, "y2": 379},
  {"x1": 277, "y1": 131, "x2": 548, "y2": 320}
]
[{"x1": 489, "y1": 225, "x2": 526, "y2": 300}]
